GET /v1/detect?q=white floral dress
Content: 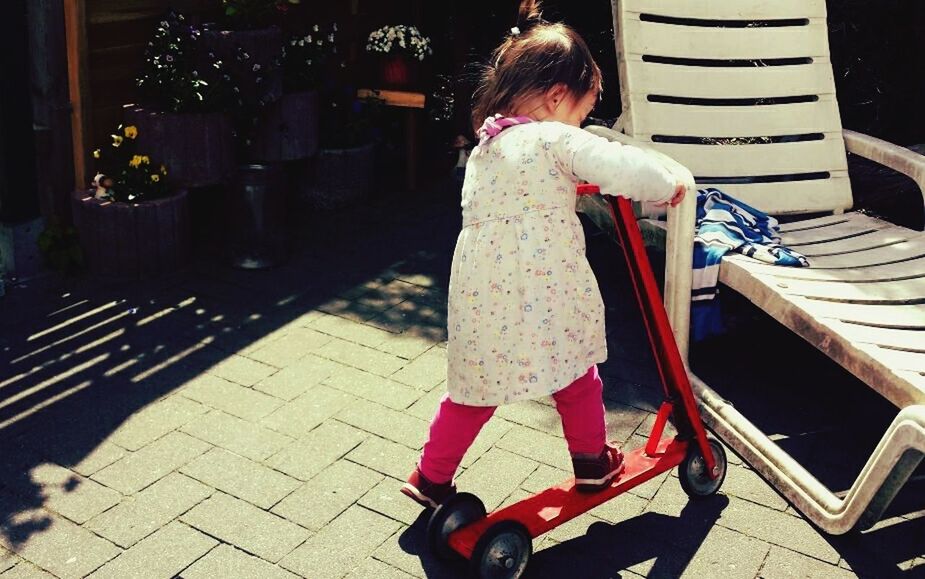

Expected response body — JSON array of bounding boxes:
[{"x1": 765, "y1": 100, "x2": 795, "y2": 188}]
[{"x1": 447, "y1": 121, "x2": 679, "y2": 406}]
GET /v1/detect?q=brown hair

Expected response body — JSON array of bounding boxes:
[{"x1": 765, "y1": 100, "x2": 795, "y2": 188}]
[{"x1": 470, "y1": 0, "x2": 602, "y2": 131}]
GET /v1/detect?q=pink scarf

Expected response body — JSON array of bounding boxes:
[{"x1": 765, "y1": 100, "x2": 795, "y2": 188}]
[{"x1": 477, "y1": 114, "x2": 533, "y2": 144}]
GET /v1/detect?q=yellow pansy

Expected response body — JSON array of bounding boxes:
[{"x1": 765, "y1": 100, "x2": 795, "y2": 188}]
[
  {"x1": 141, "y1": 155, "x2": 150, "y2": 165},
  {"x1": 160, "y1": 165, "x2": 168, "y2": 175},
  {"x1": 124, "y1": 126, "x2": 138, "y2": 139},
  {"x1": 92, "y1": 149, "x2": 101, "y2": 159},
  {"x1": 129, "y1": 155, "x2": 144, "y2": 168},
  {"x1": 151, "y1": 174, "x2": 160, "y2": 183},
  {"x1": 112, "y1": 134, "x2": 124, "y2": 147}
]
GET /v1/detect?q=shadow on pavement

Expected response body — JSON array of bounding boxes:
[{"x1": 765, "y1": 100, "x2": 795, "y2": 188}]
[{"x1": 0, "y1": 188, "x2": 458, "y2": 549}]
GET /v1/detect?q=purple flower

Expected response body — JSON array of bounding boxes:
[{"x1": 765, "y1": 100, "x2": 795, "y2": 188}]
[{"x1": 165, "y1": 55, "x2": 174, "y2": 62}]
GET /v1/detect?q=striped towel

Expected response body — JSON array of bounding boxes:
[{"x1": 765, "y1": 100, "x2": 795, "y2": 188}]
[{"x1": 692, "y1": 187, "x2": 809, "y2": 341}]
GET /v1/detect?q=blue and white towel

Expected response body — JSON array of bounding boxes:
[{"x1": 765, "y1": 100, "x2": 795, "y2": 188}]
[{"x1": 692, "y1": 187, "x2": 809, "y2": 341}]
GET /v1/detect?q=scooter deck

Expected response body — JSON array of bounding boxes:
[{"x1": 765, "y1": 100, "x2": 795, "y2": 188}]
[{"x1": 448, "y1": 436, "x2": 688, "y2": 559}]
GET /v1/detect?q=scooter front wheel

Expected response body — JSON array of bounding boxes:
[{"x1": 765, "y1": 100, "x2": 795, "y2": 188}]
[
  {"x1": 679, "y1": 436, "x2": 727, "y2": 499},
  {"x1": 427, "y1": 492, "x2": 486, "y2": 561},
  {"x1": 470, "y1": 520, "x2": 532, "y2": 579}
]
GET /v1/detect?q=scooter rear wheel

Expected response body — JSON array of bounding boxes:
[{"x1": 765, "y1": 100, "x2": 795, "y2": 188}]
[
  {"x1": 427, "y1": 492, "x2": 486, "y2": 561},
  {"x1": 679, "y1": 436, "x2": 727, "y2": 499},
  {"x1": 470, "y1": 520, "x2": 532, "y2": 579}
]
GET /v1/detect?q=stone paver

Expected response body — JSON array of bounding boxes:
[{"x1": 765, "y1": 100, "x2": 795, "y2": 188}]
[
  {"x1": 459, "y1": 416, "x2": 515, "y2": 468},
  {"x1": 0, "y1": 502, "x2": 119, "y2": 579},
  {"x1": 322, "y1": 366, "x2": 422, "y2": 410},
  {"x1": 268, "y1": 420, "x2": 368, "y2": 481},
  {"x1": 67, "y1": 443, "x2": 127, "y2": 478},
  {"x1": 0, "y1": 463, "x2": 120, "y2": 525},
  {"x1": 107, "y1": 395, "x2": 207, "y2": 451},
  {"x1": 85, "y1": 472, "x2": 213, "y2": 548},
  {"x1": 496, "y1": 424, "x2": 573, "y2": 471},
  {"x1": 760, "y1": 546, "x2": 859, "y2": 579},
  {"x1": 260, "y1": 385, "x2": 357, "y2": 438},
  {"x1": 245, "y1": 328, "x2": 333, "y2": 369},
  {"x1": 272, "y1": 461, "x2": 383, "y2": 531},
  {"x1": 722, "y1": 463, "x2": 790, "y2": 512},
  {"x1": 91, "y1": 431, "x2": 211, "y2": 495},
  {"x1": 388, "y1": 347, "x2": 446, "y2": 391},
  {"x1": 647, "y1": 478, "x2": 841, "y2": 564},
  {"x1": 207, "y1": 354, "x2": 278, "y2": 386},
  {"x1": 180, "y1": 447, "x2": 301, "y2": 509},
  {"x1": 336, "y1": 400, "x2": 429, "y2": 450},
  {"x1": 86, "y1": 521, "x2": 216, "y2": 579},
  {"x1": 344, "y1": 556, "x2": 416, "y2": 579},
  {"x1": 0, "y1": 562, "x2": 56, "y2": 579},
  {"x1": 253, "y1": 354, "x2": 340, "y2": 401},
  {"x1": 455, "y1": 448, "x2": 539, "y2": 511},
  {"x1": 375, "y1": 332, "x2": 439, "y2": 360},
  {"x1": 314, "y1": 337, "x2": 407, "y2": 377},
  {"x1": 0, "y1": 548, "x2": 17, "y2": 574},
  {"x1": 180, "y1": 409, "x2": 293, "y2": 462},
  {"x1": 179, "y1": 374, "x2": 282, "y2": 421},
  {"x1": 346, "y1": 436, "x2": 419, "y2": 481},
  {"x1": 181, "y1": 492, "x2": 310, "y2": 563},
  {"x1": 359, "y1": 478, "x2": 424, "y2": 527},
  {"x1": 310, "y1": 313, "x2": 397, "y2": 348},
  {"x1": 180, "y1": 544, "x2": 299, "y2": 579},
  {"x1": 279, "y1": 506, "x2": 400, "y2": 579},
  {"x1": 495, "y1": 399, "x2": 564, "y2": 436}
]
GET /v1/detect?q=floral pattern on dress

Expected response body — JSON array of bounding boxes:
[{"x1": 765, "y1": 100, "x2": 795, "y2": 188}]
[{"x1": 447, "y1": 121, "x2": 677, "y2": 406}]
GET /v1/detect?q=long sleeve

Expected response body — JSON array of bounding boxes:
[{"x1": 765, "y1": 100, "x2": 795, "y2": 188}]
[{"x1": 553, "y1": 124, "x2": 680, "y2": 203}]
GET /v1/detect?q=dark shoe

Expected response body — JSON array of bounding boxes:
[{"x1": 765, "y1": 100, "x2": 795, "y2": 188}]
[
  {"x1": 401, "y1": 467, "x2": 457, "y2": 508},
  {"x1": 572, "y1": 443, "x2": 625, "y2": 493}
]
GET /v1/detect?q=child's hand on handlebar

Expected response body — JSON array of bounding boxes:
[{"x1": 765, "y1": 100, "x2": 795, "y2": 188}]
[{"x1": 655, "y1": 182, "x2": 687, "y2": 208}]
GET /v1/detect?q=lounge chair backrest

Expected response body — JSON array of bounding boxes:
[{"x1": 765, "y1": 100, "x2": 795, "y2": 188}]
[{"x1": 613, "y1": 0, "x2": 853, "y2": 215}]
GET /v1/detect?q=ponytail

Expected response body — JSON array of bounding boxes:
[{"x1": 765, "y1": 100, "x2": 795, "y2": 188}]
[
  {"x1": 471, "y1": 0, "x2": 601, "y2": 132},
  {"x1": 516, "y1": 0, "x2": 544, "y2": 34}
]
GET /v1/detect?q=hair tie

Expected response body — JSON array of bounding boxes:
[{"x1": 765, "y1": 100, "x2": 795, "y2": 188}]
[{"x1": 510, "y1": 26, "x2": 520, "y2": 36}]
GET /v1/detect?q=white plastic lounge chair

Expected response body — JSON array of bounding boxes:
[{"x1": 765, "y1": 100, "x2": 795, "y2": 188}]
[{"x1": 588, "y1": 0, "x2": 925, "y2": 534}]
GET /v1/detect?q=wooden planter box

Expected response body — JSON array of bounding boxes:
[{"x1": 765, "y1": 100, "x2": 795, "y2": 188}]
[
  {"x1": 123, "y1": 106, "x2": 234, "y2": 187},
  {"x1": 251, "y1": 90, "x2": 320, "y2": 162},
  {"x1": 71, "y1": 188, "x2": 191, "y2": 280}
]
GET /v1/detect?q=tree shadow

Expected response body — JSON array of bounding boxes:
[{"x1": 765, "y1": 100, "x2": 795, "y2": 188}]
[{"x1": 0, "y1": 185, "x2": 460, "y2": 550}]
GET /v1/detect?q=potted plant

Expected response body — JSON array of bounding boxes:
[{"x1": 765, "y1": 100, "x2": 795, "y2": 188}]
[
  {"x1": 71, "y1": 124, "x2": 190, "y2": 279},
  {"x1": 302, "y1": 90, "x2": 384, "y2": 209},
  {"x1": 365, "y1": 24, "x2": 433, "y2": 90},
  {"x1": 125, "y1": 11, "x2": 237, "y2": 188},
  {"x1": 251, "y1": 22, "x2": 341, "y2": 162},
  {"x1": 199, "y1": 0, "x2": 294, "y2": 114}
]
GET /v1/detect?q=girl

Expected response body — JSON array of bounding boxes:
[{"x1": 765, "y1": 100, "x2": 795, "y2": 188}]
[{"x1": 402, "y1": 0, "x2": 688, "y2": 508}]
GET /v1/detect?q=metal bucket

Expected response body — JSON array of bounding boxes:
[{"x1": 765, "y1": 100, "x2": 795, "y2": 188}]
[{"x1": 227, "y1": 163, "x2": 287, "y2": 269}]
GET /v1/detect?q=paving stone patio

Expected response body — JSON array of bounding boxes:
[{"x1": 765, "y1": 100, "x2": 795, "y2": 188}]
[{"x1": 0, "y1": 185, "x2": 923, "y2": 578}]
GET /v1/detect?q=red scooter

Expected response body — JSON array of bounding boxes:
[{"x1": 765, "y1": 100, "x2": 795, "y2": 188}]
[{"x1": 427, "y1": 186, "x2": 727, "y2": 578}]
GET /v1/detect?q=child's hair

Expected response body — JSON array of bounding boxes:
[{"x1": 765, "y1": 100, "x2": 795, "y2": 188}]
[{"x1": 471, "y1": 0, "x2": 602, "y2": 132}]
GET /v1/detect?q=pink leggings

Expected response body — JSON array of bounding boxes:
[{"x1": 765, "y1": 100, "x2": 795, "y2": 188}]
[{"x1": 419, "y1": 365, "x2": 606, "y2": 484}]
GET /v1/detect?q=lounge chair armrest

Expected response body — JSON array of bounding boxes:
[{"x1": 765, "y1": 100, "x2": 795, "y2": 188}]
[{"x1": 843, "y1": 129, "x2": 925, "y2": 203}]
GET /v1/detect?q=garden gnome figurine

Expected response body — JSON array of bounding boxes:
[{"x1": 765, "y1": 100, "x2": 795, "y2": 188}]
[{"x1": 452, "y1": 134, "x2": 472, "y2": 185}]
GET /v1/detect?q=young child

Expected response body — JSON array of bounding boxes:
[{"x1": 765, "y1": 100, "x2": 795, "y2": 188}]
[{"x1": 401, "y1": 0, "x2": 688, "y2": 508}]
